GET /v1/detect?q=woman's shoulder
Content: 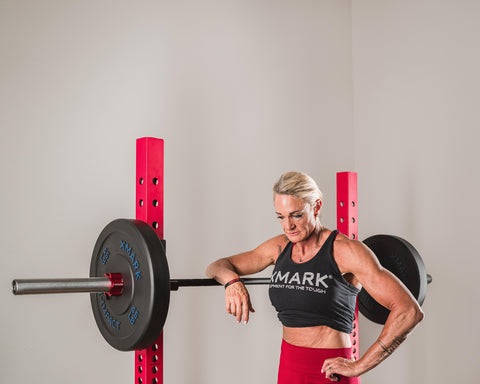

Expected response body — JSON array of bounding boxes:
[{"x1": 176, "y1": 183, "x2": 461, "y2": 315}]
[
  {"x1": 332, "y1": 232, "x2": 379, "y2": 272},
  {"x1": 332, "y1": 231, "x2": 363, "y2": 252},
  {"x1": 268, "y1": 234, "x2": 291, "y2": 252},
  {"x1": 254, "y1": 234, "x2": 290, "y2": 264}
]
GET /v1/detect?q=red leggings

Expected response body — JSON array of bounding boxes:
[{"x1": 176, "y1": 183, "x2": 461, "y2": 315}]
[{"x1": 277, "y1": 340, "x2": 360, "y2": 384}]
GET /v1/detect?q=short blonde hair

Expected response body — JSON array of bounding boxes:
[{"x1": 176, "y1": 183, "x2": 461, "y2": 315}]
[{"x1": 273, "y1": 171, "x2": 323, "y2": 206}]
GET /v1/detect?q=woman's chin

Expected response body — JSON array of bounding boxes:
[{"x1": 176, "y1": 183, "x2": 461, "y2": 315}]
[{"x1": 286, "y1": 232, "x2": 303, "y2": 242}]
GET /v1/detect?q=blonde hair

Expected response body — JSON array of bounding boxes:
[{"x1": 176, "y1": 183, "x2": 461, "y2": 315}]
[{"x1": 273, "y1": 171, "x2": 323, "y2": 206}]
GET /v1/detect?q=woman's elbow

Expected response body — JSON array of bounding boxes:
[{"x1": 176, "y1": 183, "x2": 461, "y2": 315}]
[
  {"x1": 392, "y1": 300, "x2": 424, "y2": 328},
  {"x1": 413, "y1": 304, "x2": 425, "y2": 324},
  {"x1": 205, "y1": 262, "x2": 217, "y2": 278},
  {"x1": 405, "y1": 301, "x2": 425, "y2": 327},
  {"x1": 205, "y1": 258, "x2": 232, "y2": 279}
]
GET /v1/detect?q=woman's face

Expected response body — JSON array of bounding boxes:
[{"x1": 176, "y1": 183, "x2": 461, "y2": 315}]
[{"x1": 274, "y1": 194, "x2": 320, "y2": 243}]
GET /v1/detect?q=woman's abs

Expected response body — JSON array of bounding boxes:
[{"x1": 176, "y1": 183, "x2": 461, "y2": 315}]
[{"x1": 283, "y1": 325, "x2": 352, "y2": 349}]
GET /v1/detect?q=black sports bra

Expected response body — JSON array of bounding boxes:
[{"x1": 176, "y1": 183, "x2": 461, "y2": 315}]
[{"x1": 269, "y1": 230, "x2": 359, "y2": 333}]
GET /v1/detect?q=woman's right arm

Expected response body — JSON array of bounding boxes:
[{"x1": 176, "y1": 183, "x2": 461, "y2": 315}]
[{"x1": 205, "y1": 235, "x2": 287, "y2": 323}]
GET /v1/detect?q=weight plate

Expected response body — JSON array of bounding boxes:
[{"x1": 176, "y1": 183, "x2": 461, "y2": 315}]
[
  {"x1": 90, "y1": 219, "x2": 170, "y2": 351},
  {"x1": 359, "y1": 235, "x2": 427, "y2": 325}
]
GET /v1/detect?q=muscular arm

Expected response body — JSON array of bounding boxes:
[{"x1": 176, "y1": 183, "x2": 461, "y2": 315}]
[
  {"x1": 323, "y1": 239, "x2": 424, "y2": 379},
  {"x1": 353, "y1": 264, "x2": 424, "y2": 375},
  {"x1": 205, "y1": 235, "x2": 287, "y2": 283},
  {"x1": 205, "y1": 235, "x2": 287, "y2": 323}
]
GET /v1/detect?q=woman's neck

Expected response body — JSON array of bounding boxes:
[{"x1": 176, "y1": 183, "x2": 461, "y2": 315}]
[{"x1": 294, "y1": 224, "x2": 324, "y2": 258}]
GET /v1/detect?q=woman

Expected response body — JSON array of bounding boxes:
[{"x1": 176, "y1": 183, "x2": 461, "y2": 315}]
[{"x1": 206, "y1": 171, "x2": 424, "y2": 383}]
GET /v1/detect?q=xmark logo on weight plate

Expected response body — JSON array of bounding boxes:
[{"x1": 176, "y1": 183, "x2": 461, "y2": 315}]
[{"x1": 270, "y1": 271, "x2": 333, "y2": 294}]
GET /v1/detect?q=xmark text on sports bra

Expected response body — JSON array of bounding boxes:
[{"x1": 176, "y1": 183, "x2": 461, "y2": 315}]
[{"x1": 270, "y1": 271, "x2": 332, "y2": 289}]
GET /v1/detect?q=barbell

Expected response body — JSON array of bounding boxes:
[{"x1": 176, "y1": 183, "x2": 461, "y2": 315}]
[{"x1": 12, "y1": 218, "x2": 431, "y2": 351}]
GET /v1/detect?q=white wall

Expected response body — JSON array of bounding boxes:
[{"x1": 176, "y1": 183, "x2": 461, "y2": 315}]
[
  {"x1": 3, "y1": 1, "x2": 477, "y2": 383},
  {"x1": 1, "y1": 1, "x2": 353, "y2": 383},
  {"x1": 352, "y1": 1, "x2": 480, "y2": 383}
]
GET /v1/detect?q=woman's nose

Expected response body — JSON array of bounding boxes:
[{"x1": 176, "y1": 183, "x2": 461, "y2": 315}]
[{"x1": 285, "y1": 217, "x2": 295, "y2": 230}]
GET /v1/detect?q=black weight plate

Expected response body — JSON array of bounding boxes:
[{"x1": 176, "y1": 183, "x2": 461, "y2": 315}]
[
  {"x1": 359, "y1": 235, "x2": 427, "y2": 325},
  {"x1": 90, "y1": 219, "x2": 170, "y2": 351}
]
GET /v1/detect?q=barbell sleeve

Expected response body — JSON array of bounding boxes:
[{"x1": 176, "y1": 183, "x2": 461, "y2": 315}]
[
  {"x1": 13, "y1": 277, "x2": 112, "y2": 295},
  {"x1": 12, "y1": 273, "x2": 124, "y2": 296}
]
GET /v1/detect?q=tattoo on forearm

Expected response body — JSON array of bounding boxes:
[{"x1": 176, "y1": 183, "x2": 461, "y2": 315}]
[
  {"x1": 378, "y1": 335, "x2": 407, "y2": 356},
  {"x1": 374, "y1": 335, "x2": 407, "y2": 365},
  {"x1": 377, "y1": 340, "x2": 390, "y2": 355}
]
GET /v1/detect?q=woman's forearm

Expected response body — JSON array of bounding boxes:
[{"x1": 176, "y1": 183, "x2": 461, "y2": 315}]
[
  {"x1": 355, "y1": 305, "x2": 424, "y2": 375},
  {"x1": 206, "y1": 258, "x2": 240, "y2": 285}
]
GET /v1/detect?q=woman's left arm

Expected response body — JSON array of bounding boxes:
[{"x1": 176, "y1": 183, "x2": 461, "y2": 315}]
[{"x1": 322, "y1": 238, "x2": 425, "y2": 380}]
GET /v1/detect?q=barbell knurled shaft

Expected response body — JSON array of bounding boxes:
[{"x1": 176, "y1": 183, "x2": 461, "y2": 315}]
[
  {"x1": 12, "y1": 277, "x2": 113, "y2": 295},
  {"x1": 169, "y1": 277, "x2": 271, "y2": 291}
]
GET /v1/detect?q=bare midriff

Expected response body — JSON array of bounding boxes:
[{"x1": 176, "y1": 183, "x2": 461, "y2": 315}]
[{"x1": 283, "y1": 325, "x2": 352, "y2": 349}]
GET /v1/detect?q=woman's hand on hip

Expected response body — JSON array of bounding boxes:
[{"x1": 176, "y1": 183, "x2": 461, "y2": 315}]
[
  {"x1": 321, "y1": 356, "x2": 360, "y2": 381},
  {"x1": 225, "y1": 282, "x2": 255, "y2": 324}
]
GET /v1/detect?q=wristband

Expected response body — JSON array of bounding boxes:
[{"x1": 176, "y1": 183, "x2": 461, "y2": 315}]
[{"x1": 224, "y1": 278, "x2": 242, "y2": 289}]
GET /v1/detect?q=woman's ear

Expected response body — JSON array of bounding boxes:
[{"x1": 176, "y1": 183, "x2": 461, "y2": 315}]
[{"x1": 314, "y1": 199, "x2": 322, "y2": 217}]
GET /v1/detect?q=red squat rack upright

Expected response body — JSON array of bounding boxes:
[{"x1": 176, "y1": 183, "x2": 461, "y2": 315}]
[{"x1": 336, "y1": 171, "x2": 360, "y2": 373}]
